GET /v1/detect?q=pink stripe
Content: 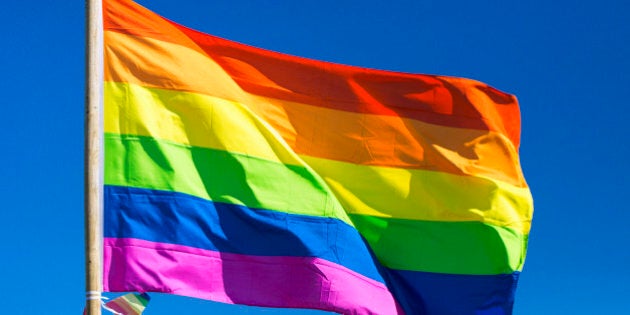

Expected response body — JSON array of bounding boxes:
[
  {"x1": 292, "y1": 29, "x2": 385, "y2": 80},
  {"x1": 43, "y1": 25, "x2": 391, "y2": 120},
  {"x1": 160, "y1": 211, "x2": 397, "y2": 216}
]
[{"x1": 103, "y1": 238, "x2": 402, "y2": 314}]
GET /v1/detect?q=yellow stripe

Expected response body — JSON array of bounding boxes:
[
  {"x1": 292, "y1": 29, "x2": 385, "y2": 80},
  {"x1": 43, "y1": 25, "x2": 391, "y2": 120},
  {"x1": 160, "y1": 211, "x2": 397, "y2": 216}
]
[
  {"x1": 105, "y1": 31, "x2": 527, "y2": 187},
  {"x1": 303, "y1": 156, "x2": 533, "y2": 234},
  {"x1": 104, "y1": 81, "x2": 303, "y2": 166}
]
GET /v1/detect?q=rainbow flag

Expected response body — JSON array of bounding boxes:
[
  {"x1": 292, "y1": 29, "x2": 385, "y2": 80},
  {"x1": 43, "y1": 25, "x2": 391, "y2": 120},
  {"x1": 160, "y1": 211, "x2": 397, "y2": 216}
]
[
  {"x1": 103, "y1": 293, "x2": 150, "y2": 315},
  {"x1": 102, "y1": 0, "x2": 533, "y2": 314}
]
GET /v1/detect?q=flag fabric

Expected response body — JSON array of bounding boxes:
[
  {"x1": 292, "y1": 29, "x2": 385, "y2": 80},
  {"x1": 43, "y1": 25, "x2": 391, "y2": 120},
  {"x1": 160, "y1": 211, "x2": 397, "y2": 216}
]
[
  {"x1": 102, "y1": 0, "x2": 533, "y2": 314},
  {"x1": 104, "y1": 293, "x2": 150, "y2": 315}
]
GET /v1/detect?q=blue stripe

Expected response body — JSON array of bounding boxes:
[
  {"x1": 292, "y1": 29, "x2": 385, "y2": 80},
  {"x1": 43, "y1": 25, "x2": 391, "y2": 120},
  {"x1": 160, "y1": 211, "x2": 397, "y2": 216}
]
[
  {"x1": 385, "y1": 268, "x2": 519, "y2": 315},
  {"x1": 104, "y1": 185, "x2": 386, "y2": 284}
]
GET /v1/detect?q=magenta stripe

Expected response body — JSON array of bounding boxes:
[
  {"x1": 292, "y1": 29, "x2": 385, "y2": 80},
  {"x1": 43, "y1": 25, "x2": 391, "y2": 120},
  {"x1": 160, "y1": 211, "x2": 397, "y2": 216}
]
[{"x1": 103, "y1": 238, "x2": 402, "y2": 314}]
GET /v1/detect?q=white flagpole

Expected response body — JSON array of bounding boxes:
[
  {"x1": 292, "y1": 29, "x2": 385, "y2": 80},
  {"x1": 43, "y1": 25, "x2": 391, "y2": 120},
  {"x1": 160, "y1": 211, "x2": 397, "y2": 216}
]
[{"x1": 85, "y1": 0, "x2": 103, "y2": 314}]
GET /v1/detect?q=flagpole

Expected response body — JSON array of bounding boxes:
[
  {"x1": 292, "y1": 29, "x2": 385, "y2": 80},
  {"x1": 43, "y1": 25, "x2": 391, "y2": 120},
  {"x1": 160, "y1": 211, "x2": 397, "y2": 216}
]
[{"x1": 85, "y1": 0, "x2": 103, "y2": 314}]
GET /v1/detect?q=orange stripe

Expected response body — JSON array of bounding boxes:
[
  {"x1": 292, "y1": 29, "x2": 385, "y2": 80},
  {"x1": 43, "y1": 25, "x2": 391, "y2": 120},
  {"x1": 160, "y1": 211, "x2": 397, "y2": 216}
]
[
  {"x1": 105, "y1": 32, "x2": 526, "y2": 187},
  {"x1": 251, "y1": 94, "x2": 527, "y2": 187},
  {"x1": 103, "y1": 0, "x2": 522, "y2": 148}
]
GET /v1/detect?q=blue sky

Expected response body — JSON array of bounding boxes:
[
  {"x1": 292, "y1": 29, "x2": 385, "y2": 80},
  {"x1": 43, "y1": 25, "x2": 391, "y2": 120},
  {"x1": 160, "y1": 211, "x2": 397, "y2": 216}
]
[{"x1": 0, "y1": 0, "x2": 628, "y2": 314}]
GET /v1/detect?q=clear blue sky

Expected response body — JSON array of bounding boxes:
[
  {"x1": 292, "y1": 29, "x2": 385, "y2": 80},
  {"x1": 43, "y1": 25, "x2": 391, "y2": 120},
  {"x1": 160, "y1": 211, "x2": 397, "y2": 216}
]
[{"x1": 0, "y1": 0, "x2": 628, "y2": 314}]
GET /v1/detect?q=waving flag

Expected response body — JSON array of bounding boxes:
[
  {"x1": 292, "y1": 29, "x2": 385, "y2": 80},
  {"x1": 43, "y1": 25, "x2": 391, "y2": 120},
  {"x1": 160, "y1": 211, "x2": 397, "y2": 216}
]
[{"x1": 102, "y1": 0, "x2": 533, "y2": 314}]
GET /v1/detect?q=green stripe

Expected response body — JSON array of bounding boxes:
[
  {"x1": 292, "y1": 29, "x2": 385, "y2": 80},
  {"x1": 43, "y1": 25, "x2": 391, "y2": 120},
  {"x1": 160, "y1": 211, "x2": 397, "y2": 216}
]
[
  {"x1": 104, "y1": 133, "x2": 352, "y2": 224},
  {"x1": 351, "y1": 214, "x2": 527, "y2": 275}
]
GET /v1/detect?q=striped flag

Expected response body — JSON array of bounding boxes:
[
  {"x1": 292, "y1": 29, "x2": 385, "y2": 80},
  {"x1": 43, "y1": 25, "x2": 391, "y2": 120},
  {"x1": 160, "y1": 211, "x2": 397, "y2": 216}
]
[
  {"x1": 82, "y1": 293, "x2": 149, "y2": 315},
  {"x1": 104, "y1": 293, "x2": 150, "y2": 315},
  {"x1": 102, "y1": 0, "x2": 533, "y2": 314}
]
